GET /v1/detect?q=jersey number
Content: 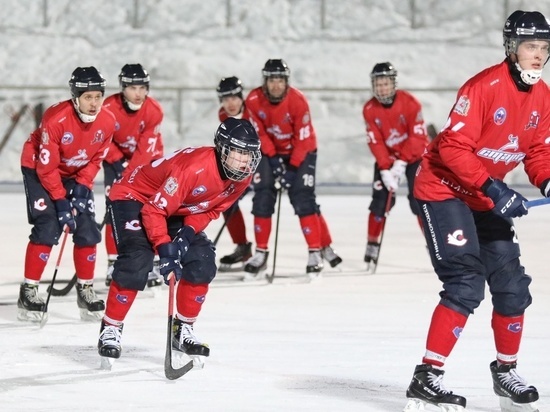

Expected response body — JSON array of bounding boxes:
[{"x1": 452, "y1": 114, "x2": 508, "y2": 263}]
[{"x1": 302, "y1": 174, "x2": 314, "y2": 187}]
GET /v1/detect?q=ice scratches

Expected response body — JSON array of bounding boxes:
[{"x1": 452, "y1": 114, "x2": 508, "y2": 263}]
[{"x1": 283, "y1": 375, "x2": 404, "y2": 410}]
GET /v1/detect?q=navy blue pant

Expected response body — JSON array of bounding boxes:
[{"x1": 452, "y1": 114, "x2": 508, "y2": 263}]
[
  {"x1": 416, "y1": 197, "x2": 532, "y2": 317},
  {"x1": 109, "y1": 200, "x2": 217, "y2": 290}
]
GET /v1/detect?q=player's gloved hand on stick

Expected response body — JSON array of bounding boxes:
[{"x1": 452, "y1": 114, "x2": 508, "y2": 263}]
[
  {"x1": 380, "y1": 169, "x2": 399, "y2": 192},
  {"x1": 55, "y1": 199, "x2": 77, "y2": 233},
  {"x1": 158, "y1": 243, "x2": 184, "y2": 284},
  {"x1": 390, "y1": 159, "x2": 407, "y2": 184},
  {"x1": 268, "y1": 156, "x2": 285, "y2": 178},
  {"x1": 482, "y1": 178, "x2": 528, "y2": 218},
  {"x1": 70, "y1": 184, "x2": 90, "y2": 215},
  {"x1": 280, "y1": 167, "x2": 297, "y2": 189}
]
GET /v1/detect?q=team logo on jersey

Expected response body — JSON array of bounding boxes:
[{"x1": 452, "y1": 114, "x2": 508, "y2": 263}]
[
  {"x1": 453, "y1": 95, "x2": 470, "y2": 116},
  {"x1": 91, "y1": 130, "x2": 105, "y2": 144},
  {"x1": 258, "y1": 110, "x2": 267, "y2": 120},
  {"x1": 374, "y1": 118, "x2": 382, "y2": 128},
  {"x1": 120, "y1": 136, "x2": 138, "y2": 153},
  {"x1": 164, "y1": 177, "x2": 178, "y2": 196},
  {"x1": 525, "y1": 111, "x2": 540, "y2": 130},
  {"x1": 385, "y1": 128, "x2": 408, "y2": 147},
  {"x1": 63, "y1": 149, "x2": 90, "y2": 167},
  {"x1": 115, "y1": 121, "x2": 121, "y2": 131},
  {"x1": 139, "y1": 120, "x2": 145, "y2": 133},
  {"x1": 477, "y1": 134, "x2": 525, "y2": 164},
  {"x1": 447, "y1": 229, "x2": 467, "y2": 246},
  {"x1": 302, "y1": 112, "x2": 310, "y2": 125},
  {"x1": 415, "y1": 111, "x2": 424, "y2": 122},
  {"x1": 61, "y1": 132, "x2": 74, "y2": 145},
  {"x1": 124, "y1": 219, "x2": 142, "y2": 231},
  {"x1": 493, "y1": 107, "x2": 506, "y2": 125},
  {"x1": 192, "y1": 185, "x2": 207, "y2": 196},
  {"x1": 41, "y1": 130, "x2": 49, "y2": 145},
  {"x1": 399, "y1": 114, "x2": 406, "y2": 125},
  {"x1": 219, "y1": 184, "x2": 236, "y2": 198},
  {"x1": 33, "y1": 198, "x2": 47, "y2": 211},
  {"x1": 508, "y1": 322, "x2": 522, "y2": 333}
]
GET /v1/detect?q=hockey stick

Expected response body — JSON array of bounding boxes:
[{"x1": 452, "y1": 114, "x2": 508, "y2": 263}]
[
  {"x1": 47, "y1": 211, "x2": 109, "y2": 296},
  {"x1": 267, "y1": 187, "x2": 283, "y2": 284},
  {"x1": 164, "y1": 274, "x2": 194, "y2": 380},
  {"x1": 526, "y1": 197, "x2": 550, "y2": 209},
  {"x1": 39, "y1": 227, "x2": 70, "y2": 328},
  {"x1": 369, "y1": 189, "x2": 394, "y2": 274}
]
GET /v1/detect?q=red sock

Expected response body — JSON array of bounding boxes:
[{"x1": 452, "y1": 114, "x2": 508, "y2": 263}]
[
  {"x1": 24, "y1": 242, "x2": 53, "y2": 282},
  {"x1": 104, "y1": 280, "x2": 138, "y2": 322},
  {"x1": 105, "y1": 223, "x2": 117, "y2": 256},
  {"x1": 367, "y1": 212, "x2": 384, "y2": 243},
  {"x1": 74, "y1": 245, "x2": 96, "y2": 281},
  {"x1": 299, "y1": 214, "x2": 321, "y2": 249},
  {"x1": 226, "y1": 208, "x2": 248, "y2": 244},
  {"x1": 253, "y1": 216, "x2": 272, "y2": 249},
  {"x1": 318, "y1": 213, "x2": 332, "y2": 247},
  {"x1": 492, "y1": 310, "x2": 523, "y2": 364},
  {"x1": 176, "y1": 280, "x2": 209, "y2": 323},
  {"x1": 423, "y1": 304, "x2": 468, "y2": 367}
]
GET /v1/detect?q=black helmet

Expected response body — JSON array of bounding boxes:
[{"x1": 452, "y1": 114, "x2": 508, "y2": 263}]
[
  {"x1": 216, "y1": 76, "x2": 243, "y2": 101},
  {"x1": 69, "y1": 67, "x2": 106, "y2": 99},
  {"x1": 214, "y1": 118, "x2": 261, "y2": 182},
  {"x1": 503, "y1": 10, "x2": 550, "y2": 56},
  {"x1": 262, "y1": 59, "x2": 290, "y2": 79},
  {"x1": 119, "y1": 63, "x2": 150, "y2": 89},
  {"x1": 370, "y1": 62, "x2": 398, "y2": 105}
]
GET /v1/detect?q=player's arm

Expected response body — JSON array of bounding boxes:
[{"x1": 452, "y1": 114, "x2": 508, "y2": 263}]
[
  {"x1": 363, "y1": 106, "x2": 393, "y2": 170},
  {"x1": 400, "y1": 100, "x2": 429, "y2": 162},
  {"x1": 126, "y1": 109, "x2": 164, "y2": 172},
  {"x1": 288, "y1": 97, "x2": 316, "y2": 169},
  {"x1": 245, "y1": 98, "x2": 277, "y2": 157},
  {"x1": 35, "y1": 123, "x2": 66, "y2": 201}
]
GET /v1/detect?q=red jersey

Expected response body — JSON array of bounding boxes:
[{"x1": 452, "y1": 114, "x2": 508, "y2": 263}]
[
  {"x1": 102, "y1": 93, "x2": 164, "y2": 173},
  {"x1": 362, "y1": 90, "x2": 428, "y2": 170},
  {"x1": 218, "y1": 106, "x2": 248, "y2": 122},
  {"x1": 414, "y1": 60, "x2": 550, "y2": 211},
  {"x1": 245, "y1": 86, "x2": 317, "y2": 168},
  {"x1": 109, "y1": 146, "x2": 251, "y2": 248},
  {"x1": 20, "y1": 100, "x2": 115, "y2": 201}
]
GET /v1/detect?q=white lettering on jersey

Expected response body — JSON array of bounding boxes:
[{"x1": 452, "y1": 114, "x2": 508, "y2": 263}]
[
  {"x1": 63, "y1": 149, "x2": 90, "y2": 167},
  {"x1": 477, "y1": 134, "x2": 525, "y2": 164},
  {"x1": 385, "y1": 128, "x2": 408, "y2": 147}
]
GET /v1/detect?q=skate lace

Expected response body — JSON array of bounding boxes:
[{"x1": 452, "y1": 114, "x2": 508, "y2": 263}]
[
  {"x1": 24, "y1": 285, "x2": 44, "y2": 304},
  {"x1": 180, "y1": 323, "x2": 201, "y2": 345},
  {"x1": 498, "y1": 369, "x2": 530, "y2": 394},
  {"x1": 247, "y1": 251, "x2": 267, "y2": 266},
  {"x1": 100, "y1": 325, "x2": 122, "y2": 345},
  {"x1": 427, "y1": 372, "x2": 451, "y2": 394},
  {"x1": 79, "y1": 285, "x2": 98, "y2": 303}
]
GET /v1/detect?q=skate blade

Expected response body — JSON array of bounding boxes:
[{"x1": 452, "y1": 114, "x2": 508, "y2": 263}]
[
  {"x1": 218, "y1": 263, "x2": 245, "y2": 273},
  {"x1": 307, "y1": 271, "x2": 323, "y2": 281},
  {"x1": 172, "y1": 351, "x2": 205, "y2": 370},
  {"x1": 242, "y1": 270, "x2": 267, "y2": 282},
  {"x1": 17, "y1": 308, "x2": 44, "y2": 323},
  {"x1": 100, "y1": 356, "x2": 115, "y2": 371},
  {"x1": 403, "y1": 398, "x2": 466, "y2": 412},
  {"x1": 499, "y1": 397, "x2": 539, "y2": 412},
  {"x1": 79, "y1": 308, "x2": 104, "y2": 322}
]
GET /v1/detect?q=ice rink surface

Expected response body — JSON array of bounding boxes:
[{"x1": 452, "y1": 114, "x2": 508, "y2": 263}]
[{"x1": 0, "y1": 191, "x2": 549, "y2": 411}]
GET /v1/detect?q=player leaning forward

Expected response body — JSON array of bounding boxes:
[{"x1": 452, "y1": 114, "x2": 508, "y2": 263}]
[
  {"x1": 19, "y1": 67, "x2": 115, "y2": 322},
  {"x1": 404, "y1": 10, "x2": 550, "y2": 412},
  {"x1": 97, "y1": 118, "x2": 261, "y2": 362}
]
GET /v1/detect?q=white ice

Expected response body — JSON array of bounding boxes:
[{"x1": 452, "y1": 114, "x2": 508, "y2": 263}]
[{"x1": 1, "y1": 190, "x2": 549, "y2": 411}]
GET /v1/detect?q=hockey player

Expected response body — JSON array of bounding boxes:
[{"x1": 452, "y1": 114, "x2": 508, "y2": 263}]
[
  {"x1": 362, "y1": 62, "x2": 429, "y2": 269},
  {"x1": 102, "y1": 63, "x2": 165, "y2": 288},
  {"x1": 19, "y1": 66, "x2": 115, "y2": 322},
  {"x1": 97, "y1": 118, "x2": 261, "y2": 362},
  {"x1": 215, "y1": 76, "x2": 253, "y2": 271},
  {"x1": 404, "y1": 10, "x2": 550, "y2": 412},
  {"x1": 244, "y1": 59, "x2": 342, "y2": 277}
]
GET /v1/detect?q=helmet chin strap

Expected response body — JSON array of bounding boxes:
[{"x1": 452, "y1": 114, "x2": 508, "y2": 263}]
[
  {"x1": 515, "y1": 62, "x2": 543, "y2": 85},
  {"x1": 73, "y1": 99, "x2": 99, "y2": 123}
]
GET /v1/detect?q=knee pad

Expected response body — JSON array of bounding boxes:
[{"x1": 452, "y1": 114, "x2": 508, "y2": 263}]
[
  {"x1": 369, "y1": 189, "x2": 394, "y2": 216},
  {"x1": 289, "y1": 189, "x2": 318, "y2": 216},
  {"x1": 181, "y1": 234, "x2": 217, "y2": 284},
  {"x1": 252, "y1": 189, "x2": 277, "y2": 217},
  {"x1": 491, "y1": 259, "x2": 532, "y2": 316},
  {"x1": 30, "y1": 214, "x2": 61, "y2": 246},
  {"x1": 112, "y1": 248, "x2": 155, "y2": 291},
  {"x1": 72, "y1": 214, "x2": 102, "y2": 247}
]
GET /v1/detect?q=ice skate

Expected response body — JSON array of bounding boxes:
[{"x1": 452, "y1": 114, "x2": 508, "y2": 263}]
[
  {"x1": 172, "y1": 318, "x2": 209, "y2": 369},
  {"x1": 76, "y1": 282, "x2": 105, "y2": 321},
  {"x1": 17, "y1": 282, "x2": 46, "y2": 322},
  {"x1": 364, "y1": 241, "x2": 380, "y2": 271},
  {"x1": 105, "y1": 256, "x2": 116, "y2": 287},
  {"x1": 404, "y1": 364, "x2": 466, "y2": 412},
  {"x1": 321, "y1": 245, "x2": 343, "y2": 268},
  {"x1": 243, "y1": 248, "x2": 268, "y2": 280},
  {"x1": 147, "y1": 257, "x2": 163, "y2": 288},
  {"x1": 490, "y1": 361, "x2": 539, "y2": 412},
  {"x1": 98, "y1": 319, "x2": 123, "y2": 369},
  {"x1": 306, "y1": 249, "x2": 324, "y2": 279},
  {"x1": 218, "y1": 242, "x2": 252, "y2": 272}
]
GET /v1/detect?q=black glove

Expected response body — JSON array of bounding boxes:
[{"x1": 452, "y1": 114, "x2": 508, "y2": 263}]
[
  {"x1": 173, "y1": 226, "x2": 194, "y2": 257},
  {"x1": 111, "y1": 160, "x2": 126, "y2": 180},
  {"x1": 280, "y1": 169, "x2": 297, "y2": 189},
  {"x1": 158, "y1": 242, "x2": 184, "y2": 284},
  {"x1": 55, "y1": 199, "x2": 76, "y2": 233},
  {"x1": 70, "y1": 184, "x2": 90, "y2": 215},
  {"x1": 482, "y1": 178, "x2": 528, "y2": 218},
  {"x1": 268, "y1": 156, "x2": 284, "y2": 178}
]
